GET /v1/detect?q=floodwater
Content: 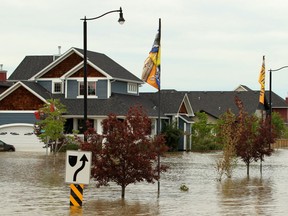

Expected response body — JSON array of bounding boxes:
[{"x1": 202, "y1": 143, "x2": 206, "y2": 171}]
[{"x1": 1, "y1": 149, "x2": 288, "y2": 216}]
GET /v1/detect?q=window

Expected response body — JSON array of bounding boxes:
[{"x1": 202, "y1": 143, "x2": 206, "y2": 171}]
[
  {"x1": 127, "y1": 83, "x2": 137, "y2": 94},
  {"x1": 53, "y1": 82, "x2": 62, "y2": 93},
  {"x1": 78, "y1": 119, "x2": 94, "y2": 134},
  {"x1": 79, "y1": 81, "x2": 96, "y2": 96}
]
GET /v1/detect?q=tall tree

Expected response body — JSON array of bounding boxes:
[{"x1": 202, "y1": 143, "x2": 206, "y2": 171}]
[
  {"x1": 81, "y1": 105, "x2": 168, "y2": 198},
  {"x1": 234, "y1": 97, "x2": 274, "y2": 176},
  {"x1": 215, "y1": 110, "x2": 238, "y2": 180},
  {"x1": 254, "y1": 116, "x2": 274, "y2": 175}
]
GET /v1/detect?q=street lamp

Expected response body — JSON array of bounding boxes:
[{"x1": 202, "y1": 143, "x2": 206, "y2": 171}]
[
  {"x1": 269, "y1": 66, "x2": 288, "y2": 115},
  {"x1": 269, "y1": 66, "x2": 288, "y2": 149},
  {"x1": 81, "y1": 7, "x2": 125, "y2": 139}
]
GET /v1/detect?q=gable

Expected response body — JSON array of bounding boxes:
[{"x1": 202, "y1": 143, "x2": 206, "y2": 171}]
[
  {"x1": 0, "y1": 86, "x2": 45, "y2": 110},
  {"x1": 70, "y1": 65, "x2": 106, "y2": 78},
  {"x1": 40, "y1": 52, "x2": 82, "y2": 78},
  {"x1": 179, "y1": 102, "x2": 188, "y2": 114}
]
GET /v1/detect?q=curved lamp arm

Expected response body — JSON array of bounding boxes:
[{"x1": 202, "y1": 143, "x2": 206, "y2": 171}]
[{"x1": 81, "y1": 7, "x2": 125, "y2": 24}]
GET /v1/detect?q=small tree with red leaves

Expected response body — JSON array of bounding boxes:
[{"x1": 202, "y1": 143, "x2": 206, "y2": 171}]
[
  {"x1": 234, "y1": 96, "x2": 274, "y2": 176},
  {"x1": 81, "y1": 105, "x2": 168, "y2": 198}
]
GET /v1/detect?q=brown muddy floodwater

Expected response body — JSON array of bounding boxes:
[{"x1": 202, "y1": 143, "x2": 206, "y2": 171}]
[{"x1": 1, "y1": 149, "x2": 288, "y2": 215}]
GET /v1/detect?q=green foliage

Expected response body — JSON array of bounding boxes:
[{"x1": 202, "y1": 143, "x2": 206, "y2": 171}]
[
  {"x1": 192, "y1": 112, "x2": 220, "y2": 151},
  {"x1": 215, "y1": 110, "x2": 237, "y2": 180},
  {"x1": 215, "y1": 96, "x2": 275, "y2": 177},
  {"x1": 36, "y1": 99, "x2": 67, "y2": 153},
  {"x1": 162, "y1": 121, "x2": 182, "y2": 151},
  {"x1": 272, "y1": 112, "x2": 286, "y2": 138}
]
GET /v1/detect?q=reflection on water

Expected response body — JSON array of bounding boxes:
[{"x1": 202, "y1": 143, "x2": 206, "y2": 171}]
[
  {"x1": 218, "y1": 177, "x2": 273, "y2": 215},
  {"x1": 1, "y1": 150, "x2": 288, "y2": 215}
]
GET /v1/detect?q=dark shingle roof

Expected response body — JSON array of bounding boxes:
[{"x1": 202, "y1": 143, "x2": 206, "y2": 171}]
[
  {"x1": 187, "y1": 91, "x2": 288, "y2": 118},
  {"x1": 21, "y1": 81, "x2": 53, "y2": 99},
  {"x1": 74, "y1": 48, "x2": 143, "y2": 83},
  {"x1": 8, "y1": 48, "x2": 143, "y2": 83},
  {"x1": 8, "y1": 56, "x2": 54, "y2": 80},
  {"x1": 140, "y1": 90, "x2": 187, "y2": 115},
  {"x1": 53, "y1": 93, "x2": 162, "y2": 117},
  {"x1": 0, "y1": 81, "x2": 13, "y2": 87}
]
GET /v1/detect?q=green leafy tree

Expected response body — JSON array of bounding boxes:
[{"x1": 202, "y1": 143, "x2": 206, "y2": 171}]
[
  {"x1": 272, "y1": 112, "x2": 286, "y2": 138},
  {"x1": 215, "y1": 97, "x2": 275, "y2": 177},
  {"x1": 81, "y1": 105, "x2": 168, "y2": 198},
  {"x1": 36, "y1": 99, "x2": 66, "y2": 153},
  {"x1": 192, "y1": 112, "x2": 219, "y2": 151},
  {"x1": 162, "y1": 121, "x2": 182, "y2": 151},
  {"x1": 215, "y1": 110, "x2": 238, "y2": 180}
]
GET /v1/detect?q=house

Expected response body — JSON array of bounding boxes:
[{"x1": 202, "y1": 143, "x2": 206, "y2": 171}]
[
  {"x1": 0, "y1": 65, "x2": 12, "y2": 94},
  {"x1": 1, "y1": 48, "x2": 287, "y2": 151},
  {"x1": 0, "y1": 47, "x2": 193, "y2": 151}
]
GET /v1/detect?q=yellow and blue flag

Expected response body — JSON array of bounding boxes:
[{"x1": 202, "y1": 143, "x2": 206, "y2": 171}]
[
  {"x1": 142, "y1": 30, "x2": 161, "y2": 90},
  {"x1": 258, "y1": 56, "x2": 265, "y2": 108}
]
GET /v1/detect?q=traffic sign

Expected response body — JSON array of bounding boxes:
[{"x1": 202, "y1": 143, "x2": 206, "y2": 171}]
[{"x1": 65, "y1": 150, "x2": 92, "y2": 185}]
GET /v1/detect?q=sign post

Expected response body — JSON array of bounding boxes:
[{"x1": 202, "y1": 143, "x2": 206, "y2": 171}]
[{"x1": 65, "y1": 150, "x2": 92, "y2": 207}]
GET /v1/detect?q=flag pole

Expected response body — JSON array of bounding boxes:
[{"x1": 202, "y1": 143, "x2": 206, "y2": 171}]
[{"x1": 157, "y1": 17, "x2": 161, "y2": 197}]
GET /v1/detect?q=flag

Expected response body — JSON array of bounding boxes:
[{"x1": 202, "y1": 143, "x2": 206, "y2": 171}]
[
  {"x1": 258, "y1": 56, "x2": 265, "y2": 108},
  {"x1": 141, "y1": 29, "x2": 161, "y2": 89}
]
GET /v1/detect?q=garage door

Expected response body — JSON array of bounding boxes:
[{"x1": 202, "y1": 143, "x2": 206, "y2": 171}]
[{"x1": 0, "y1": 124, "x2": 45, "y2": 152}]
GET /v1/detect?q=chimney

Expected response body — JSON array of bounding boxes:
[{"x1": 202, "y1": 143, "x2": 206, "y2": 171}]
[
  {"x1": 0, "y1": 64, "x2": 7, "y2": 81},
  {"x1": 286, "y1": 96, "x2": 288, "y2": 105}
]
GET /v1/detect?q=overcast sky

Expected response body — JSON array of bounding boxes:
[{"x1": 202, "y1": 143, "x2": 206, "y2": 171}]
[{"x1": 2, "y1": 0, "x2": 288, "y2": 98}]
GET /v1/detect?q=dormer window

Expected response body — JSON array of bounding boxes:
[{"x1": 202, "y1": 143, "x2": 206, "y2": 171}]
[
  {"x1": 53, "y1": 81, "x2": 63, "y2": 94},
  {"x1": 78, "y1": 81, "x2": 97, "y2": 98},
  {"x1": 127, "y1": 83, "x2": 137, "y2": 94}
]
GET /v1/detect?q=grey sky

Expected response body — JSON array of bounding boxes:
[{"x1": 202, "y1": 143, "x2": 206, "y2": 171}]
[{"x1": 2, "y1": 0, "x2": 288, "y2": 98}]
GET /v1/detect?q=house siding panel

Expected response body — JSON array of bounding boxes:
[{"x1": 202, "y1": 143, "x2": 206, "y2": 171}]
[
  {"x1": 97, "y1": 80, "x2": 108, "y2": 99},
  {"x1": 67, "y1": 80, "x2": 78, "y2": 98},
  {"x1": 178, "y1": 118, "x2": 185, "y2": 150},
  {"x1": 0, "y1": 86, "x2": 44, "y2": 110},
  {"x1": 38, "y1": 80, "x2": 52, "y2": 92},
  {"x1": 111, "y1": 81, "x2": 127, "y2": 94},
  {"x1": 0, "y1": 113, "x2": 37, "y2": 125},
  {"x1": 41, "y1": 53, "x2": 82, "y2": 78}
]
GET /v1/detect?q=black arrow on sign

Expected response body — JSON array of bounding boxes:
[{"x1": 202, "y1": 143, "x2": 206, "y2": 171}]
[{"x1": 73, "y1": 154, "x2": 88, "y2": 182}]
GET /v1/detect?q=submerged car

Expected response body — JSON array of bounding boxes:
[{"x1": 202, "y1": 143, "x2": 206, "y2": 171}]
[{"x1": 0, "y1": 140, "x2": 16, "y2": 152}]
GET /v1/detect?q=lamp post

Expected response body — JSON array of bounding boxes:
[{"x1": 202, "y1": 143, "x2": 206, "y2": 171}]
[
  {"x1": 269, "y1": 66, "x2": 288, "y2": 148},
  {"x1": 269, "y1": 66, "x2": 288, "y2": 115},
  {"x1": 81, "y1": 7, "x2": 125, "y2": 139}
]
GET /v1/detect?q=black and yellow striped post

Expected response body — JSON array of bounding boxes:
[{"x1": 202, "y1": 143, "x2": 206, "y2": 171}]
[{"x1": 70, "y1": 184, "x2": 84, "y2": 207}]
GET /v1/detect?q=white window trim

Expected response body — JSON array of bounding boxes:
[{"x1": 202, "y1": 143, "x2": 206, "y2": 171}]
[
  {"x1": 77, "y1": 81, "x2": 98, "y2": 98},
  {"x1": 52, "y1": 80, "x2": 63, "y2": 94},
  {"x1": 127, "y1": 83, "x2": 138, "y2": 94}
]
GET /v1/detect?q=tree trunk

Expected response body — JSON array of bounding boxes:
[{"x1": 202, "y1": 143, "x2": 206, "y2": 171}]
[
  {"x1": 246, "y1": 161, "x2": 250, "y2": 176},
  {"x1": 121, "y1": 185, "x2": 125, "y2": 199},
  {"x1": 260, "y1": 160, "x2": 263, "y2": 176}
]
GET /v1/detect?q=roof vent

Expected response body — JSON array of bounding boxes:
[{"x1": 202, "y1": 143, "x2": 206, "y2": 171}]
[{"x1": 58, "y1": 46, "x2": 61, "y2": 55}]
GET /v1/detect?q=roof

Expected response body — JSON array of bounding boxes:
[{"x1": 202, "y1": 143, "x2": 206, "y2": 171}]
[
  {"x1": 186, "y1": 90, "x2": 288, "y2": 118},
  {"x1": 8, "y1": 48, "x2": 143, "y2": 84},
  {"x1": 52, "y1": 93, "x2": 162, "y2": 117},
  {"x1": 140, "y1": 90, "x2": 188, "y2": 115},
  {"x1": 0, "y1": 81, "x2": 13, "y2": 88},
  {"x1": 73, "y1": 48, "x2": 143, "y2": 83},
  {"x1": 8, "y1": 56, "x2": 54, "y2": 81}
]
